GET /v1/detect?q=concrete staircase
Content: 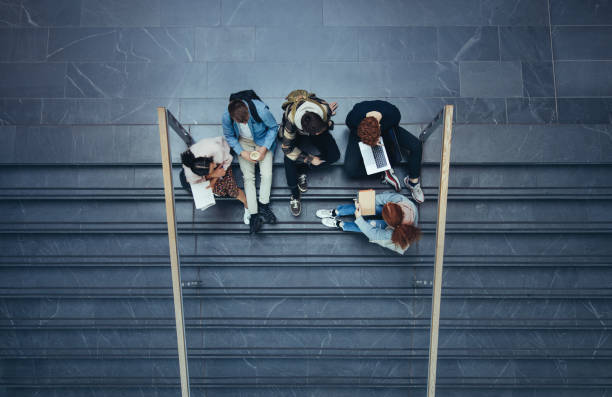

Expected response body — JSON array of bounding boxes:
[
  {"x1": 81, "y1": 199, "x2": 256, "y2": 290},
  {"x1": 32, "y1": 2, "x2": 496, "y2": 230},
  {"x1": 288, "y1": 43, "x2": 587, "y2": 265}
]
[{"x1": 1, "y1": 122, "x2": 612, "y2": 396}]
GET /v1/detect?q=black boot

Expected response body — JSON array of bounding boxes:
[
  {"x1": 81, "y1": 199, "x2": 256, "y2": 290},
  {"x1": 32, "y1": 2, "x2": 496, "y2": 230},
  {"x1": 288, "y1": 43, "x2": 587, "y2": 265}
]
[
  {"x1": 258, "y1": 201, "x2": 277, "y2": 224},
  {"x1": 249, "y1": 213, "x2": 264, "y2": 234}
]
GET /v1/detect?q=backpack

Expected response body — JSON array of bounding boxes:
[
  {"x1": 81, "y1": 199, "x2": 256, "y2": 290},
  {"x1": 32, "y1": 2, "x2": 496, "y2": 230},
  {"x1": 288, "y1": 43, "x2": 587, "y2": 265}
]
[
  {"x1": 279, "y1": 89, "x2": 330, "y2": 138},
  {"x1": 229, "y1": 89, "x2": 264, "y2": 123}
]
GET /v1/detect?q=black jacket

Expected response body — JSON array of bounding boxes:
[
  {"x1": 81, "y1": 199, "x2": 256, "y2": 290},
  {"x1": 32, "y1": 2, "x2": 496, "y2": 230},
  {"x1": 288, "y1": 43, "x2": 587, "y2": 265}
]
[
  {"x1": 346, "y1": 100, "x2": 401, "y2": 135},
  {"x1": 346, "y1": 100, "x2": 402, "y2": 163}
]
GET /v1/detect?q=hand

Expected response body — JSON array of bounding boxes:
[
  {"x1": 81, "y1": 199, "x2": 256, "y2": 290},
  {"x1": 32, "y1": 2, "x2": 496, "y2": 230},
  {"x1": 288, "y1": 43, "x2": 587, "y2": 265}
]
[
  {"x1": 329, "y1": 102, "x2": 338, "y2": 115},
  {"x1": 256, "y1": 146, "x2": 268, "y2": 161},
  {"x1": 210, "y1": 166, "x2": 226, "y2": 179},
  {"x1": 240, "y1": 151, "x2": 256, "y2": 163},
  {"x1": 206, "y1": 178, "x2": 218, "y2": 190},
  {"x1": 354, "y1": 202, "x2": 362, "y2": 218},
  {"x1": 311, "y1": 156, "x2": 325, "y2": 166},
  {"x1": 366, "y1": 110, "x2": 382, "y2": 122}
]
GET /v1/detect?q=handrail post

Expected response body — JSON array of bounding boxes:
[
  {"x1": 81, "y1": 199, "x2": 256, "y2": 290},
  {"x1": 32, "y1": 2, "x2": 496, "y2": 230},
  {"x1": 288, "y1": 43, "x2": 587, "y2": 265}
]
[
  {"x1": 426, "y1": 104, "x2": 454, "y2": 397},
  {"x1": 157, "y1": 107, "x2": 191, "y2": 397}
]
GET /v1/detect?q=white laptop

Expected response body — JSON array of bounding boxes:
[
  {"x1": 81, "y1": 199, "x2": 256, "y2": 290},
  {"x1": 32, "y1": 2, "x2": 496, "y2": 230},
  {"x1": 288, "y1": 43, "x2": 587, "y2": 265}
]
[
  {"x1": 190, "y1": 180, "x2": 216, "y2": 211},
  {"x1": 358, "y1": 136, "x2": 391, "y2": 175}
]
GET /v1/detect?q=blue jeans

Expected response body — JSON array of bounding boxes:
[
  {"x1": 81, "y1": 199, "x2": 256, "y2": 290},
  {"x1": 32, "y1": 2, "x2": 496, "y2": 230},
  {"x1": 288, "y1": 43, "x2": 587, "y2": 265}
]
[{"x1": 335, "y1": 203, "x2": 387, "y2": 233}]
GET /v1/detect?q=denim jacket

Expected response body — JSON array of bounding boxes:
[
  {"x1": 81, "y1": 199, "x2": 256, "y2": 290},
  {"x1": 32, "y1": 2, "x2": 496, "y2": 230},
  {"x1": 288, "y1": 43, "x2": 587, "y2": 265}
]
[
  {"x1": 355, "y1": 192, "x2": 418, "y2": 255},
  {"x1": 221, "y1": 99, "x2": 278, "y2": 154}
]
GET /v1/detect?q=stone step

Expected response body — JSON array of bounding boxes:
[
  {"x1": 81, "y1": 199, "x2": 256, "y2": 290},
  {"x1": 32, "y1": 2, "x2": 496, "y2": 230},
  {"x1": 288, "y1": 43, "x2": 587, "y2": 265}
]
[{"x1": 3, "y1": 124, "x2": 611, "y2": 165}]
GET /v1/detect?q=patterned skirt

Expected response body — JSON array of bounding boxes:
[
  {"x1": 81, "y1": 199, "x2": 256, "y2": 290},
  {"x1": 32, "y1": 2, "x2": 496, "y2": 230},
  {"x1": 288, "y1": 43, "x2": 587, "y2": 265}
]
[{"x1": 212, "y1": 167, "x2": 239, "y2": 198}]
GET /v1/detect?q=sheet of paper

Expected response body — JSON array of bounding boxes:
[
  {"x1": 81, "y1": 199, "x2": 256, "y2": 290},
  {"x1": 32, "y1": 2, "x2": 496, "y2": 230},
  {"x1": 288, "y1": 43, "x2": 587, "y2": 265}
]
[{"x1": 191, "y1": 180, "x2": 216, "y2": 211}]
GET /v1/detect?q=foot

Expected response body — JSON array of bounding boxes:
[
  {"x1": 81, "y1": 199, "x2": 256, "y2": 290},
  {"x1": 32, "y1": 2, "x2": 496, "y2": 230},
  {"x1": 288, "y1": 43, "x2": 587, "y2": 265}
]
[
  {"x1": 290, "y1": 195, "x2": 301, "y2": 217},
  {"x1": 249, "y1": 213, "x2": 263, "y2": 234},
  {"x1": 404, "y1": 177, "x2": 425, "y2": 203},
  {"x1": 321, "y1": 217, "x2": 340, "y2": 228},
  {"x1": 258, "y1": 201, "x2": 277, "y2": 224},
  {"x1": 381, "y1": 169, "x2": 401, "y2": 192},
  {"x1": 316, "y1": 209, "x2": 336, "y2": 219},
  {"x1": 243, "y1": 208, "x2": 250, "y2": 225},
  {"x1": 297, "y1": 174, "x2": 308, "y2": 193}
]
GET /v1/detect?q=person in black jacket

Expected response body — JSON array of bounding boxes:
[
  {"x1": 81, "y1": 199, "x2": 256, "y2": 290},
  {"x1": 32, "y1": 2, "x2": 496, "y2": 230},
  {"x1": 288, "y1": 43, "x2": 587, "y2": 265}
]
[{"x1": 343, "y1": 100, "x2": 424, "y2": 203}]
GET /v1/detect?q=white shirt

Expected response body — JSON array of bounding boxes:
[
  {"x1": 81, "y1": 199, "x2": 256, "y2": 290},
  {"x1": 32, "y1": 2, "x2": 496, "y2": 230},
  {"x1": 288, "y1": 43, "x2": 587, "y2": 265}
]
[{"x1": 237, "y1": 122, "x2": 253, "y2": 139}]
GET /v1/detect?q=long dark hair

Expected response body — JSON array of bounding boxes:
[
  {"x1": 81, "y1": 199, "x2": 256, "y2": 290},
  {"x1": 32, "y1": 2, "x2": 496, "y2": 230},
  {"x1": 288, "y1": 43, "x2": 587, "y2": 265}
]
[{"x1": 181, "y1": 150, "x2": 213, "y2": 177}]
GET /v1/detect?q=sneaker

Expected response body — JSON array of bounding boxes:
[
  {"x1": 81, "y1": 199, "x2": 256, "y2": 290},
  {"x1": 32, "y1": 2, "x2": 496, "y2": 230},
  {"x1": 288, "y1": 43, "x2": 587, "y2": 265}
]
[
  {"x1": 316, "y1": 209, "x2": 335, "y2": 219},
  {"x1": 243, "y1": 208, "x2": 250, "y2": 225},
  {"x1": 321, "y1": 217, "x2": 340, "y2": 228},
  {"x1": 297, "y1": 174, "x2": 308, "y2": 193},
  {"x1": 290, "y1": 196, "x2": 301, "y2": 217},
  {"x1": 258, "y1": 201, "x2": 277, "y2": 224},
  {"x1": 404, "y1": 177, "x2": 425, "y2": 203},
  {"x1": 249, "y1": 213, "x2": 263, "y2": 234},
  {"x1": 381, "y1": 169, "x2": 401, "y2": 192}
]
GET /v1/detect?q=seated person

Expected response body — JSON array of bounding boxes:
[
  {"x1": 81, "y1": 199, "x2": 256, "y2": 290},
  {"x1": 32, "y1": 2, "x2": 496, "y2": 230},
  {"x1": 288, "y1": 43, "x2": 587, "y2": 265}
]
[
  {"x1": 180, "y1": 136, "x2": 249, "y2": 226},
  {"x1": 280, "y1": 89, "x2": 340, "y2": 216},
  {"x1": 315, "y1": 192, "x2": 420, "y2": 255},
  {"x1": 222, "y1": 90, "x2": 278, "y2": 233},
  {"x1": 343, "y1": 100, "x2": 425, "y2": 203}
]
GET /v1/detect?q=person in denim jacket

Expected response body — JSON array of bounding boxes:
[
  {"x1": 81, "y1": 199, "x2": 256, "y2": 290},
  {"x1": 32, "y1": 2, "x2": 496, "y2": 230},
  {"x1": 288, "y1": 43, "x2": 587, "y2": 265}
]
[
  {"x1": 222, "y1": 96, "x2": 278, "y2": 234},
  {"x1": 316, "y1": 192, "x2": 421, "y2": 254}
]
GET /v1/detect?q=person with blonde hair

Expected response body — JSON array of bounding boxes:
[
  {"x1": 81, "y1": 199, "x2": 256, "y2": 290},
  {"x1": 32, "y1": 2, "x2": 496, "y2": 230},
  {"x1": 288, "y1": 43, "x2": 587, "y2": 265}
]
[{"x1": 279, "y1": 89, "x2": 340, "y2": 216}]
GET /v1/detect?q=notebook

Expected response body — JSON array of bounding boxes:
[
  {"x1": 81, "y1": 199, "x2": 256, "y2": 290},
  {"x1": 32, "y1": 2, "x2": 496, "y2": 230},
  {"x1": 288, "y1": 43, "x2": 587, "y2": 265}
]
[
  {"x1": 358, "y1": 136, "x2": 391, "y2": 175},
  {"x1": 190, "y1": 180, "x2": 216, "y2": 211},
  {"x1": 358, "y1": 189, "x2": 376, "y2": 216}
]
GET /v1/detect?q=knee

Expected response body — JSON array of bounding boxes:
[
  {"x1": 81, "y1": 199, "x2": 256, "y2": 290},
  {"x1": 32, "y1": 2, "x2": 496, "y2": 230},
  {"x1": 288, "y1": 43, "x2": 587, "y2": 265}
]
[
  {"x1": 260, "y1": 167, "x2": 273, "y2": 181},
  {"x1": 343, "y1": 162, "x2": 363, "y2": 178},
  {"x1": 414, "y1": 141, "x2": 423, "y2": 155},
  {"x1": 326, "y1": 148, "x2": 341, "y2": 164},
  {"x1": 242, "y1": 172, "x2": 256, "y2": 183}
]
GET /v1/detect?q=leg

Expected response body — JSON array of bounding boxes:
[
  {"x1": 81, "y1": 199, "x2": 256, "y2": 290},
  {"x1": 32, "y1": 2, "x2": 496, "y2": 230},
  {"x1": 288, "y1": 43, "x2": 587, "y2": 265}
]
[
  {"x1": 310, "y1": 130, "x2": 340, "y2": 164},
  {"x1": 257, "y1": 146, "x2": 274, "y2": 205},
  {"x1": 257, "y1": 147, "x2": 277, "y2": 224},
  {"x1": 395, "y1": 126, "x2": 422, "y2": 180},
  {"x1": 238, "y1": 141, "x2": 258, "y2": 215},
  {"x1": 335, "y1": 203, "x2": 356, "y2": 217},
  {"x1": 339, "y1": 220, "x2": 361, "y2": 233},
  {"x1": 284, "y1": 155, "x2": 301, "y2": 198},
  {"x1": 343, "y1": 133, "x2": 367, "y2": 178},
  {"x1": 236, "y1": 188, "x2": 248, "y2": 208},
  {"x1": 395, "y1": 126, "x2": 425, "y2": 202}
]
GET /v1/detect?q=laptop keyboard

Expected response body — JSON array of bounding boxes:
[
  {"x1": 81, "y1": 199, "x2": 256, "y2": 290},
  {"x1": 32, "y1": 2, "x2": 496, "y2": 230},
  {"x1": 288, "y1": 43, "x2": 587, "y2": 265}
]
[{"x1": 372, "y1": 145, "x2": 388, "y2": 168}]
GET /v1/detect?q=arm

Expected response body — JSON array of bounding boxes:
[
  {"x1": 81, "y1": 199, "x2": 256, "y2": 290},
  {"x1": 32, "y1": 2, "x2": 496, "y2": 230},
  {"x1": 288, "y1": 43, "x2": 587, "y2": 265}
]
[
  {"x1": 317, "y1": 97, "x2": 333, "y2": 117},
  {"x1": 207, "y1": 177, "x2": 218, "y2": 189},
  {"x1": 375, "y1": 191, "x2": 409, "y2": 206},
  {"x1": 221, "y1": 112, "x2": 243, "y2": 155},
  {"x1": 317, "y1": 98, "x2": 336, "y2": 130},
  {"x1": 260, "y1": 107, "x2": 279, "y2": 150},
  {"x1": 355, "y1": 216, "x2": 393, "y2": 243},
  {"x1": 281, "y1": 124, "x2": 311, "y2": 165},
  {"x1": 218, "y1": 137, "x2": 233, "y2": 170},
  {"x1": 345, "y1": 105, "x2": 364, "y2": 131},
  {"x1": 380, "y1": 101, "x2": 401, "y2": 132}
]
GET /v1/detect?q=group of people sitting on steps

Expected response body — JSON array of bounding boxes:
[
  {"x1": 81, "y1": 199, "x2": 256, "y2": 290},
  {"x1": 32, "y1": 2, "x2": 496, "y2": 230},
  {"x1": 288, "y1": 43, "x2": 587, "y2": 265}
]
[{"x1": 180, "y1": 89, "x2": 424, "y2": 254}]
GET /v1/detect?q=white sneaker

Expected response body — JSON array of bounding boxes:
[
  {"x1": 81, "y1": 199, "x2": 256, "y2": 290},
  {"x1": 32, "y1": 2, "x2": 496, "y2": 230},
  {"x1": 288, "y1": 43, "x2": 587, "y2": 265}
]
[
  {"x1": 243, "y1": 208, "x2": 251, "y2": 225},
  {"x1": 316, "y1": 209, "x2": 335, "y2": 219},
  {"x1": 321, "y1": 217, "x2": 339, "y2": 228},
  {"x1": 404, "y1": 177, "x2": 425, "y2": 203}
]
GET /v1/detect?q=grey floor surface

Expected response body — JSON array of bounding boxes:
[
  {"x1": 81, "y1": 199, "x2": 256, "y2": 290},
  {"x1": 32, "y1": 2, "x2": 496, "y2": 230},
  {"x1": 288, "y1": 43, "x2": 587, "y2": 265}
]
[{"x1": 1, "y1": 0, "x2": 612, "y2": 396}]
